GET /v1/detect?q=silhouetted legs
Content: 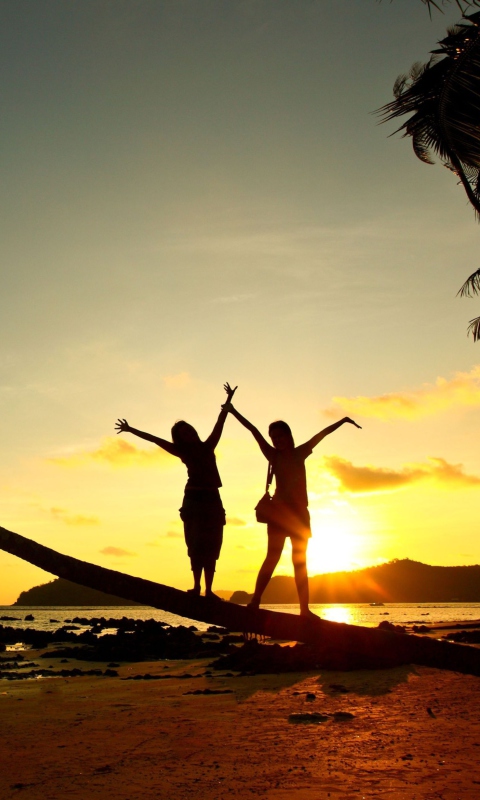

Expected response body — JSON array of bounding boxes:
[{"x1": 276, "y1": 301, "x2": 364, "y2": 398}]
[
  {"x1": 292, "y1": 536, "x2": 310, "y2": 616},
  {"x1": 249, "y1": 532, "x2": 310, "y2": 615},
  {"x1": 181, "y1": 493, "x2": 225, "y2": 598},
  {"x1": 250, "y1": 536, "x2": 284, "y2": 608},
  {"x1": 204, "y1": 566, "x2": 216, "y2": 597},
  {"x1": 190, "y1": 568, "x2": 202, "y2": 595},
  {"x1": 189, "y1": 563, "x2": 217, "y2": 597}
]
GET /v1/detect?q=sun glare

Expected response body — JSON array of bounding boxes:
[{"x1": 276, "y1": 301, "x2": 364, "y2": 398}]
[
  {"x1": 320, "y1": 606, "x2": 355, "y2": 625},
  {"x1": 307, "y1": 508, "x2": 365, "y2": 575}
]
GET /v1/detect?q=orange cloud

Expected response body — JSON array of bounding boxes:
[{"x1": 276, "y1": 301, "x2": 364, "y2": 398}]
[
  {"x1": 325, "y1": 365, "x2": 480, "y2": 420},
  {"x1": 324, "y1": 456, "x2": 480, "y2": 494},
  {"x1": 48, "y1": 437, "x2": 175, "y2": 469},
  {"x1": 226, "y1": 517, "x2": 247, "y2": 527},
  {"x1": 162, "y1": 372, "x2": 190, "y2": 389},
  {"x1": 99, "y1": 546, "x2": 137, "y2": 557},
  {"x1": 50, "y1": 507, "x2": 99, "y2": 526}
]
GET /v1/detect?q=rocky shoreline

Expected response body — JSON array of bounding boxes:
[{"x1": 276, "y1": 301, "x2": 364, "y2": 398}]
[{"x1": 2, "y1": 615, "x2": 480, "y2": 681}]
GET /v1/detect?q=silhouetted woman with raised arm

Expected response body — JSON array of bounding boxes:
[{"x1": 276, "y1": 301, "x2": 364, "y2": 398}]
[
  {"x1": 225, "y1": 404, "x2": 361, "y2": 616},
  {"x1": 115, "y1": 383, "x2": 237, "y2": 599}
]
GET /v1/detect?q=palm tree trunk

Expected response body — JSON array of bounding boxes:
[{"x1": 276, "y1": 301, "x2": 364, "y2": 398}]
[{"x1": 2, "y1": 525, "x2": 480, "y2": 674}]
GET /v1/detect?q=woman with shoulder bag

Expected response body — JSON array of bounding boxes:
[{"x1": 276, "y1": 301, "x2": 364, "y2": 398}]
[{"x1": 224, "y1": 402, "x2": 361, "y2": 617}]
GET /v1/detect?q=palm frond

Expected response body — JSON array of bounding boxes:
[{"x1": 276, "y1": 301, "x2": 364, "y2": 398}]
[
  {"x1": 467, "y1": 315, "x2": 480, "y2": 339},
  {"x1": 421, "y1": 0, "x2": 480, "y2": 14},
  {"x1": 379, "y1": 1, "x2": 480, "y2": 16},
  {"x1": 458, "y1": 267, "x2": 480, "y2": 295},
  {"x1": 379, "y1": 11, "x2": 480, "y2": 216},
  {"x1": 393, "y1": 74, "x2": 409, "y2": 99}
]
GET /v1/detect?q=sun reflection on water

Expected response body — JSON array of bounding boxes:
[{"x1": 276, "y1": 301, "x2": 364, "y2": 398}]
[{"x1": 320, "y1": 605, "x2": 355, "y2": 625}]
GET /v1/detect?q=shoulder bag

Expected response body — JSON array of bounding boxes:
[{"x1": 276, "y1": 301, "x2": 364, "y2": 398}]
[{"x1": 255, "y1": 462, "x2": 275, "y2": 524}]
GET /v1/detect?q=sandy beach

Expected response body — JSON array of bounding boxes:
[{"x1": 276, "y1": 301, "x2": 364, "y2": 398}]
[{"x1": 2, "y1": 648, "x2": 480, "y2": 800}]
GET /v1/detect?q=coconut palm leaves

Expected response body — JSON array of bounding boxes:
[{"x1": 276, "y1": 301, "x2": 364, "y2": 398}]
[
  {"x1": 380, "y1": 12, "x2": 480, "y2": 214},
  {"x1": 458, "y1": 268, "x2": 480, "y2": 339},
  {"x1": 422, "y1": 0, "x2": 480, "y2": 13},
  {"x1": 380, "y1": 12, "x2": 480, "y2": 339}
]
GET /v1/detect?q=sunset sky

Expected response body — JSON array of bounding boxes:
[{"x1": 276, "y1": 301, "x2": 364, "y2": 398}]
[{"x1": 2, "y1": 0, "x2": 480, "y2": 604}]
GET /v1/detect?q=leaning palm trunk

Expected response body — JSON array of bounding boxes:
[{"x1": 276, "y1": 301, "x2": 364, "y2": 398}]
[
  {"x1": 380, "y1": 12, "x2": 480, "y2": 338},
  {"x1": 2, "y1": 525, "x2": 480, "y2": 675}
]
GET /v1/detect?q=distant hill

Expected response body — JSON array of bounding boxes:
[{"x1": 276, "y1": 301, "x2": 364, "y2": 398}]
[
  {"x1": 13, "y1": 578, "x2": 142, "y2": 607},
  {"x1": 14, "y1": 559, "x2": 480, "y2": 606},
  {"x1": 13, "y1": 578, "x2": 234, "y2": 606},
  {"x1": 230, "y1": 559, "x2": 480, "y2": 604}
]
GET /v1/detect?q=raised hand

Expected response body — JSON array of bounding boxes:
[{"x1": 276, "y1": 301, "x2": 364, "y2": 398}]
[
  {"x1": 115, "y1": 418, "x2": 130, "y2": 434},
  {"x1": 344, "y1": 417, "x2": 362, "y2": 429},
  {"x1": 224, "y1": 382, "x2": 238, "y2": 403}
]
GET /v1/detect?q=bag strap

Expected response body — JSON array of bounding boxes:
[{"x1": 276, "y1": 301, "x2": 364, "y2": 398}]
[{"x1": 265, "y1": 462, "x2": 274, "y2": 492}]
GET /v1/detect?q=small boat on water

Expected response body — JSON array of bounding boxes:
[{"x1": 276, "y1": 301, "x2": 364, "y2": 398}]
[{"x1": 369, "y1": 602, "x2": 385, "y2": 607}]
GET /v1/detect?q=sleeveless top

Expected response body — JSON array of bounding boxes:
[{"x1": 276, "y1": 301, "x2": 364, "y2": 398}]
[{"x1": 175, "y1": 441, "x2": 222, "y2": 490}]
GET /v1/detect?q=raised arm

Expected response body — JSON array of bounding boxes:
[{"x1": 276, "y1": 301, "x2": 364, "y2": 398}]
[
  {"x1": 115, "y1": 419, "x2": 179, "y2": 456},
  {"x1": 304, "y1": 417, "x2": 361, "y2": 450},
  {"x1": 205, "y1": 382, "x2": 238, "y2": 449},
  {"x1": 226, "y1": 404, "x2": 273, "y2": 460}
]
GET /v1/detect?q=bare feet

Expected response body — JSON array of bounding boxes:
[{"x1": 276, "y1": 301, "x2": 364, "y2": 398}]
[
  {"x1": 205, "y1": 591, "x2": 223, "y2": 601},
  {"x1": 300, "y1": 609, "x2": 318, "y2": 620},
  {"x1": 247, "y1": 600, "x2": 260, "y2": 610}
]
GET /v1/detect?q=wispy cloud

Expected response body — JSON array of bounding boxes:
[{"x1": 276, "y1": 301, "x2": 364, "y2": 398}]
[
  {"x1": 325, "y1": 366, "x2": 480, "y2": 421},
  {"x1": 48, "y1": 436, "x2": 174, "y2": 469},
  {"x1": 162, "y1": 372, "x2": 190, "y2": 389},
  {"x1": 226, "y1": 517, "x2": 247, "y2": 527},
  {"x1": 99, "y1": 546, "x2": 137, "y2": 557},
  {"x1": 324, "y1": 455, "x2": 480, "y2": 494},
  {"x1": 50, "y1": 507, "x2": 99, "y2": 526}
]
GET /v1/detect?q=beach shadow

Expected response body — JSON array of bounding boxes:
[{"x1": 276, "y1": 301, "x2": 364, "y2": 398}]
[
  {"x1": 229, "y1": 670, "x2": 322, "y2": 702},
  {"x1": 217, "y1": 663, "x2": 416, "y2": 703},
  {"x1": 317, "y1": 664, "x2": 416, "y2": 697}
]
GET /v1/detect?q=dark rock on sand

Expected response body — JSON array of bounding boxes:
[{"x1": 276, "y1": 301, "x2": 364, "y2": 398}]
[
  {"x1": 183, "y1": 688, "x2": 234, "y2": 695},
  {"x1": 0, "y1": 667, "x2": 117, "y2": 680},
  {"x1": 329, "y1": 684, "x2": 350, "y2": 693},
  {"x1": 212, "y1": 638, "x2": 410, "y2": 674},
  {"x1": 1, "y1": 618, "x2": 235, "y2": 662},
  {"x1": 442, "y1": 629, "x2": 480, "y2": 644},
  {"x1": 207, "y1": 626, "x2": 230, "y2": 634},
  {"x1": 378, "y1": 620, "x2": 406, "y2": 634},
  {"x1": 288, "y1": 713, "x2": 331, "y2": 724}
]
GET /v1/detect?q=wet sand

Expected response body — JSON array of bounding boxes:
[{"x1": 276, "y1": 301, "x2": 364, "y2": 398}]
[{"x1": 1, "y1": 651, "x2": 480, "y2": 800}]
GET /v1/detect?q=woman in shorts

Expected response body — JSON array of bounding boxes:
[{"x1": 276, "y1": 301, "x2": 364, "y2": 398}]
[
  {"x1": 225, "y1": 403, "x2": 360, "y2": 616},
  {"x1": 115, "y1": 382, "x2": 237, "y2": 598}
]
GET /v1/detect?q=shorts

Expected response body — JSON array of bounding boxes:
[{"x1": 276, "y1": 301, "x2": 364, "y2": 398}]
[
  {"x1": 266, "y1": 501, "x2": 311, "y2": 541},
  {"x1": 179, "y1": 489, "x2": 226, "y2": 571}
]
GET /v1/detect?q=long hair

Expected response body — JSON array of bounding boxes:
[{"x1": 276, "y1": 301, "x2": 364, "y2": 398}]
[
  {"x1": 268, "y1": 420, "x2": 295, "y2": 448},
  {"x1": 171, "y1": 420, "x2": 200, "y2": 445}
]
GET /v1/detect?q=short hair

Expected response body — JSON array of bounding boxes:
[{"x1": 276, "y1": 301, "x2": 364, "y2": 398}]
[{"x1": 268, "y1": 420, "x2": 294, "y2": 447}]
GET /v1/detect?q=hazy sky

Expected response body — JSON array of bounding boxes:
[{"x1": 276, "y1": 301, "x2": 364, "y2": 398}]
[{"x1": 2, "y1": 0, "x2": 480, "y2": 603}]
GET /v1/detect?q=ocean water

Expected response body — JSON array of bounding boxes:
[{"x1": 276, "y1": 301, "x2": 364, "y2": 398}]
[{"x1": 1, "y1": 602, "x2": 480, "y2": 635}]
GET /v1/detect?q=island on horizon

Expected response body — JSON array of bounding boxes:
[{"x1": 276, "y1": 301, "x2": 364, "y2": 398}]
[{"x1": 10, "y1": 558, "x2": 480, "y2": 606}]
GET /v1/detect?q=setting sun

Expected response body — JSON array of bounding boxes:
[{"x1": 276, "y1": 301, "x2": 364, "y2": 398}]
[{"x1": 307, "y1": 507, "x2": 367, "y2": 575}]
